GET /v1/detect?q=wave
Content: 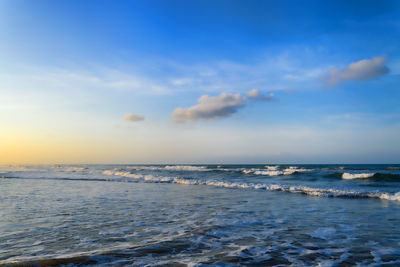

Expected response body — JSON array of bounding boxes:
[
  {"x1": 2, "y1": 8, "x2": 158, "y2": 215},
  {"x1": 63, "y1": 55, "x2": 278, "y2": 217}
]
[
  {"x1": 372, "y1": 173, "x2": 400, "y2": 181},
  {"x1": 127, "y1": 165, "x2": 256, "y2": 173},
  {"x1": 326, "y1": 166, "x2": 347, "y2": 170},
  {"x1": 4, "y1": 170, "x2": 400, "y2": 202},
  {"x1": 242, "y1": 167, "x2": 311, "y2": 176},
  {"x1": 52, "y1": 166, "x2": 87, "y2": 172},
  {"x1": 0, "y1": 255, "x2": 97, "y2": 267},
  {"x1": 342, "y1": 172, "x2": 375, "y2": 180},
  {"x1": 0, "y1": 237, "x2": 203, "y2": 266},
  {"x1": 125, "y1": 165, "x2": 209, "y2": 172},
  {"x1": 0, "y1": 166, "x2": 46, "y2": 173},
  {"x1": 102, "y1": 170, "x2": 173, "y2": 182},
  {"x1": 125, "y1": 165, "x2": 316, "y2": 174},
  {"x1": 387, "y1": 167, "x2": 400, "y2": 170},
  {"x1": 101, "y1": 170, "x2": 400, "y2": 202},
  {"x1": 324, "y1": 172, "x2": 400, "y2": 181},
  {"x1": 264, "y1": 165, "x2": 279, "y2": 170},
  {"x1": 164, "y1": 165, "x2": 208, "y2": 171}
]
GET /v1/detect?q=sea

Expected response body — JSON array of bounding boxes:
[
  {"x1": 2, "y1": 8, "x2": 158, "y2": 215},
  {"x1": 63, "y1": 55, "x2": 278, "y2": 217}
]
[{"x1": 1, "y1": 164, "x2": 400, "y2": 266}]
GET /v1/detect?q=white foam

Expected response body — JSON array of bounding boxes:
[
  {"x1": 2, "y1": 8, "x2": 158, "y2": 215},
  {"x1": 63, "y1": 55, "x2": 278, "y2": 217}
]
[
  {"x1": 242, "y1": 169, "x2": 255, "y2": 174},
  {"x1": 255, "y1": 170, "x2": 286, "y2": 176},
  {"x1": 143, "y1": 175, "x2": 173, "y2": 183},
  {"x1": 242, "y1": 169, "x2": 284, "y2": 175},
  {"x1": 125, "y1": 165, "x2": 209, "y2": 171},
  {"x1": 101, "y1": 169, "x2": 400, "y2": 202},
  {"x1": 243, "y1": 167, "x2": 310, "y2": 176},
  {"x1": 342, "y1": 172, "x2": 375, "y2": 180},
  {"x1": 378, "y1": 191, "x2": 400, "y2": 201},
  {"x1": 285, "y1": 167, "x2": 310, "y2": 172},
  {"x1": 264, "y1": 165, "x2": 279, "y2": 170},
  {"x1": 102, "y1": 170, "x2": 143, "y2": 179},
  {"x1": 164, "y1": 165, "x2": 207, "y2": 171}
]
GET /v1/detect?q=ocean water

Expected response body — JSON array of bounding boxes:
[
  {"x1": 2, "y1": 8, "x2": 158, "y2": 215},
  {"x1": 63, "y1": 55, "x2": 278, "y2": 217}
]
[{"x1": 1, "y1": 164, "x2": 400, "y2": 266}]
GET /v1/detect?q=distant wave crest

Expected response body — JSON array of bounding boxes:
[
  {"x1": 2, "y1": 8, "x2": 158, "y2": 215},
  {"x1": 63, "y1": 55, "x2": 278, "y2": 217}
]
[
  {"x1": 125, "y1": 165, "x2": 209, "y2": 172},
  {"x1": 242, "y1": 166, "x2": 311, "y2": 176},
  {"x1": 102, "y1": 170, "x2": 400, "y2": 202},
  {"x1": 342, "y1": 172, "x2": 375, "y2": 180},
  {"x1": 324, "y1": 172, "x2": 400, "y2": 181}
]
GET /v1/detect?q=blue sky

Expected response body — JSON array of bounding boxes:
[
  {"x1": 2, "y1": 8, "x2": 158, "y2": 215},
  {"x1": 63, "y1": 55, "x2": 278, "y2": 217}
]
[{"x1": 0, "y1": 0, "x2": 399, "y2": 164}]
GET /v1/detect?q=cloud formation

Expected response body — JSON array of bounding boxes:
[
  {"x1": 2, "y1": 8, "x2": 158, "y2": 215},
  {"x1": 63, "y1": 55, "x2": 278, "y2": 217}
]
[
  {"x1": 124, "y1": 113, "x2": 144, "y2": 122},
  {"x1": 171, "y1": 93, "x2": 246, "y2": 123},
  {"x1": 246, "y1": 89, "x2": 275, "y2": 101},
  {"x1": 171, "y1": 89, "x2": 274, "y2": 123},
  {"x1": 322, "y1": 57, "x2": 389, "y2": 86}
]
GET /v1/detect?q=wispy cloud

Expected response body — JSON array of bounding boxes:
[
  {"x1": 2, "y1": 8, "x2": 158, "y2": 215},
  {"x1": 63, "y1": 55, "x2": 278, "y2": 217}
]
[
  {"x1": 2, "y1": 48, "x2": 325, "y2": 102},
  {"x1": 171, "y1": 89, "x2": 274, "y2": 123},
  {"x1": 0, "y1": 66, "x2": 171, "y2": 96},
  {"x1": 124, "y1": 113, "x2": 145, "y2": 122},
  {"x1": 322, "y1": 57, "x2": 389, "y2": 86}
]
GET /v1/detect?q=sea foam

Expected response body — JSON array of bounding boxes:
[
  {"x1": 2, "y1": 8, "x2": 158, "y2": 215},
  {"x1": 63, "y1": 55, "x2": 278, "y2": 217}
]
[
  {"x1": 342, "y1": 172, "x2": 375, "y2": 180},
  {"x1": 125, "y1": 165, "x2": 209, "y2": 172},
  {"x1": 242, "y1": 166, "x2": 311, "y2": 176},
  {"x1": 101, "y1": 170, "x2": 400, "y2": 202}
]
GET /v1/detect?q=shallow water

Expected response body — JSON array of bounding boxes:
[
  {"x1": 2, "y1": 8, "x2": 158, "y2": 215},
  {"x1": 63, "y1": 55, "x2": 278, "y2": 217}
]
[{"x1": 1, "y1": 164, "x2": 400, "y2": 266}]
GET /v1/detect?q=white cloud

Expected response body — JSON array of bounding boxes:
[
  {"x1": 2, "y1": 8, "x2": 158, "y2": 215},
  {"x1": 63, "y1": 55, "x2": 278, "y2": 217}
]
[
  {"x1": 246, "y1": 89, "x2": 275, "y2": 101},
  {"x1": 171, "y1": 89, "x2": 276, "y2": 123},
  {"x1": 322, "y1": 57, "x2": 389, "y2": 86},
  {"x1": 124, "y1": 113, "x2": 144, "y2": 122},
  {"x1": 171, "y1": 93, "x2": 246, "y2": 123}
]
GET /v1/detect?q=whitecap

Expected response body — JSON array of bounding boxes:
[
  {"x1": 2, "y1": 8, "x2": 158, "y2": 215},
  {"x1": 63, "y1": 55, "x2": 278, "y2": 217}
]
[
  {"x1": 125, "y1": 165, "x2": 209, "y2": 172},
  {"x1": 378, "y1": 191, "x2": 400, "y2": 201},
  {"x1": 101, "y1": 169, "x2": 400, "y2": 202},
  {"x1": 342, "y1": 172, "x2": 375, "y2": 180},
  {"x1": 264, "y1": 165, "x2": 279, "y2": 170},
  {"x1": 243, "y1": 167, "x2": 310, "y2": 176},
  {"x1": 164, "y1": 165, "x2": 208, "y2": 171}
]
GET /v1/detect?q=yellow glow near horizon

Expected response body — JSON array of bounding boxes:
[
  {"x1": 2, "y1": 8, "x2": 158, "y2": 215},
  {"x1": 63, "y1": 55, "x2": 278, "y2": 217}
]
[
  {"x1": 2, "y1": 122, "x2": 400, "y2": 165},
  {"x1": 0, "y1": 133, "x2": 98, "y2": 164}
]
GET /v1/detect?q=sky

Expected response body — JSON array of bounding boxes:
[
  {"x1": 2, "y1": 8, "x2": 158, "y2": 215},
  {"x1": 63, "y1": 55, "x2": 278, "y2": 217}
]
[{"x1": 1, "y1": 0, "x2": 399, "y2": 164}]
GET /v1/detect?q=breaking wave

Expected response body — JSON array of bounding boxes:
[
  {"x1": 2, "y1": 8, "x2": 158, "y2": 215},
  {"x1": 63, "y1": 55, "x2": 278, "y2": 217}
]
[
  {"x1": 125, "y1": 165, "x2": 209, "y2": 172},
  {"x1": 242, "y1": 166, "x2": 311, "y2": 176},
  {"x1": 101, "y1": 170, "x2": 400, "y2": 202},
  {"x1": 342, "y1": 172, "x2": 375, "y2": 180},
  {"x1": 324, "y1": 172, "x2": 400, "y2": 181},
  {"x1": 124, "y1": 165, "x2": 315, "y2": 174},
  {"x1": 326, "y1": 166, "x2": 347, "y2": 170},
  {"x1": 264, "y1": 165, "x2": 279, "y2": 170}
]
